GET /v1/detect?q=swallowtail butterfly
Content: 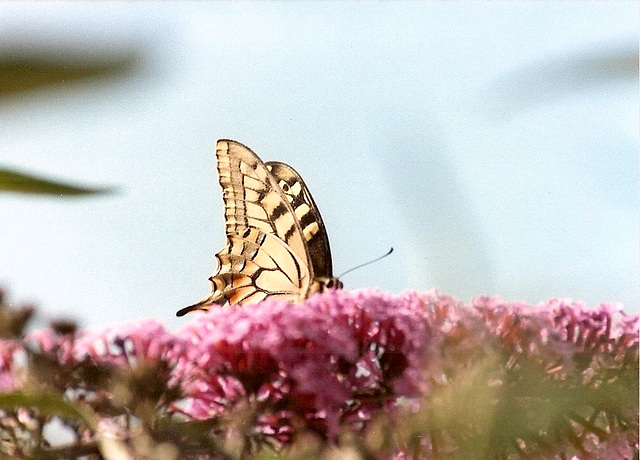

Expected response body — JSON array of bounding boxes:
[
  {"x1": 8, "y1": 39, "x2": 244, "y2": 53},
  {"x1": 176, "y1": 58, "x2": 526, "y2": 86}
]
[{"x1": 177, "y1": 139, "x2": 342, "y2": 316}]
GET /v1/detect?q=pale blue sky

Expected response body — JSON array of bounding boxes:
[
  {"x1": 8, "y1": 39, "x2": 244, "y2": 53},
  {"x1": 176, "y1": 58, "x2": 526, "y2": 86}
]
[{"x1": 0, "y1": 2, "x2": 637, "y2": 330}]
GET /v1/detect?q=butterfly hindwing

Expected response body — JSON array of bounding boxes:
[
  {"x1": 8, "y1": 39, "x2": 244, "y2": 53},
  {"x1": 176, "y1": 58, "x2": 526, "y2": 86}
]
[{"x1": 212, "y1": 229, "x2": 310, "y2": 305}]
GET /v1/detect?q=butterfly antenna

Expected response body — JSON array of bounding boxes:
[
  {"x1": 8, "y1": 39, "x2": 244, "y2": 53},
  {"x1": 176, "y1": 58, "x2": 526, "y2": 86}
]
[{"x1": 338, "y1": 247, "x2": 393, "y2": 278}]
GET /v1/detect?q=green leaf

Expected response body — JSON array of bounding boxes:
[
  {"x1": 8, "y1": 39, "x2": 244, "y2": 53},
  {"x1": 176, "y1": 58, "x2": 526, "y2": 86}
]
[
  {"x1": 0, "y1": 167, "x2": 113, "y2": 196},
  {"x1": 0, "y1": 53, "x2": 138, "y2": 98},
  {"x1": 0, "y1": 390, "x2": 85, "y2": 421}
]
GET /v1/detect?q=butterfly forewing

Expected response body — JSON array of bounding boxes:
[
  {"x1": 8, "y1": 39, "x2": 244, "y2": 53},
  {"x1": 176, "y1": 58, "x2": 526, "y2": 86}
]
[
  {"x1": 265, "y1": 161, "x2": 333, "y2": 279},
  {"x1": 176, "y1": 139, "x2": 339, "y2": 317},
  {"x1": 217, "y1": 141, "x2": 309, "y2": 264}
]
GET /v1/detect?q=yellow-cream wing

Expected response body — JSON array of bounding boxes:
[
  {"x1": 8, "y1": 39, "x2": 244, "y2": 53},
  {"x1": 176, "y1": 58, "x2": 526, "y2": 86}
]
[
  {"x1": 176, "y1": 140, "x2": 314, "y2": 316},
  {"x1": 204, "y1": 228, "x2": 311, "y2": 306},
  {"x1": 217, "y1": 140, "x2": 310, "y2": 262},
  {"x1": 265, "y1": 161, "x2": 334, "y2": 280}
]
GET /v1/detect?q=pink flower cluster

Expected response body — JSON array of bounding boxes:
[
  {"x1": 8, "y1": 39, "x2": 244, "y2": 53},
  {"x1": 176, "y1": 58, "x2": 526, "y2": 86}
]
[
  {"x1": 172, "y1": 289, "x2": 442, "y2": 438},
  {"x1": 26, "y1": 320, "x2": 178, "y2": 369},
  {"x1": 473, "y1": 296, "x2": 639, "y2": 377},
  {"x1": 7, "y1": 289, "x2": 638, "y2": 456},
  {"x1": 0, "y1": 338, "x2": 24, "y2": 392}
]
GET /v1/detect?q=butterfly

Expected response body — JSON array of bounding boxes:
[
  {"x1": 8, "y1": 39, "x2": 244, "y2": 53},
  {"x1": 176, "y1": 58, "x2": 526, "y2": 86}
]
[{"x1": 176, "y1": 139, "x2": 342, "y2": 316}]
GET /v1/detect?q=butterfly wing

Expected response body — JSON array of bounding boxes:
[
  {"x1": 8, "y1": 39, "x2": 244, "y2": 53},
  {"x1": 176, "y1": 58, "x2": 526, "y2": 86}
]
[
  {"x1": 177, "y1": 140, "x2": 315, "y2": 316},
  {"x1": 217, "y1": 140, "x2": 310, "y2": 264},
  {"x1": 265, "y1": 161, "x2": 334, "y2": 280},
  {"x1": 205, "y1": 229, "x2": 311, "y2": 305}
]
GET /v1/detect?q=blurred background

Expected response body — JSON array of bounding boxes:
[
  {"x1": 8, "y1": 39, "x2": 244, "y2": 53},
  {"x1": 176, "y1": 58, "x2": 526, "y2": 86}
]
[{"x1": 0, "y1": 2, "x2": 637, "y2": 331}]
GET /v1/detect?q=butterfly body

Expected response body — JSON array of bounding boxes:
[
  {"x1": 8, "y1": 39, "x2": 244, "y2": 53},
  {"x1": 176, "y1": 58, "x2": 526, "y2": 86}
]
[{"x1": 177, "y1": 140, "x2": 341, "y2": 316}]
